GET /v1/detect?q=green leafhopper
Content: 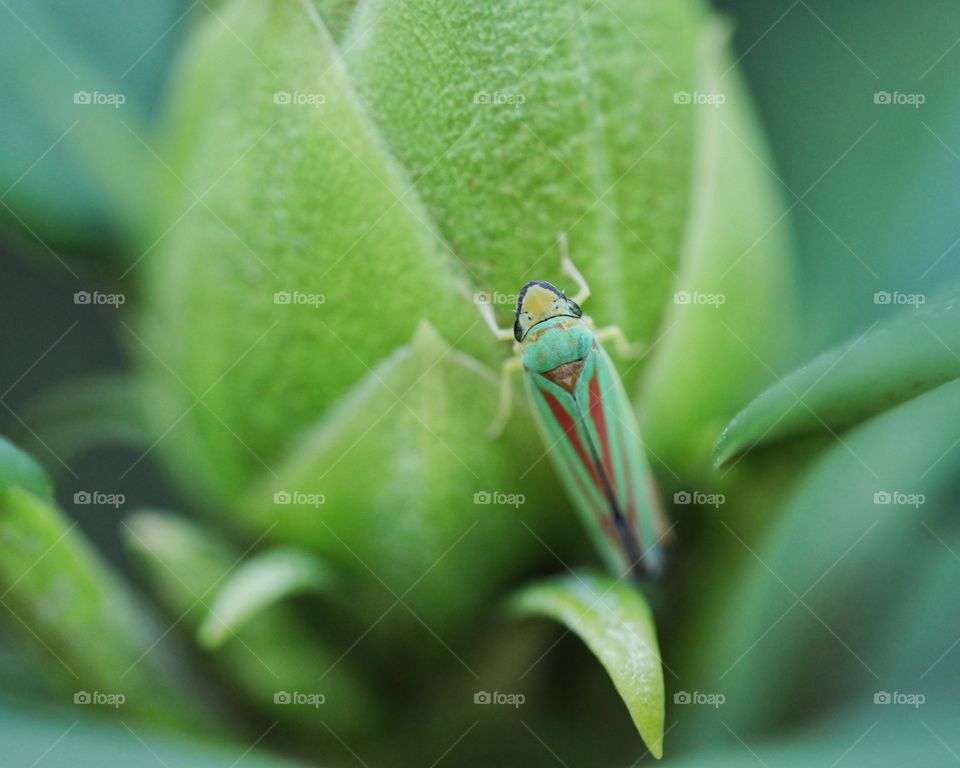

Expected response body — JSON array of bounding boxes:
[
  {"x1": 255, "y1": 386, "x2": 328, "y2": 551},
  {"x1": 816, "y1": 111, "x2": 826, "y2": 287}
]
[{"x1": 476, "y1": 234, "x2": 669, "y2": 579}]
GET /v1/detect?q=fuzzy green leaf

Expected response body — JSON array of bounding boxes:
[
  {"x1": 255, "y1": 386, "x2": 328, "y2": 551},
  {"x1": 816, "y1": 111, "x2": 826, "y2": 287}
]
[
  {"x1": 346, "y1": 0, "x2": 703, "y2": 359},
  {"x1": 716, "y1": 291, "x2": 960, "y2": 465},
  {"x1": 238, "y1": 321, "x2": 564, "y2": 629},
  {"x1": 197, "y1": 547, "x2": 336, "y2": 648},
  {"x1": 641, "y1": 17, "x2": 798, "y2": 477},
  {"x1": 511, "y1": 571, "x2": 665, "y2": 758},
  {"x1": 140, "y1": 0, "x2": 493, "y2": 504}
]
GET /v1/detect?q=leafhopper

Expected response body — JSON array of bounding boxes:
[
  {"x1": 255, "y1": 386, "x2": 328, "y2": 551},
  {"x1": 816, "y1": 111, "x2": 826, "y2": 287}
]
[{"x1": 476, "y1": 234, "x2": 668, "y2": 580}]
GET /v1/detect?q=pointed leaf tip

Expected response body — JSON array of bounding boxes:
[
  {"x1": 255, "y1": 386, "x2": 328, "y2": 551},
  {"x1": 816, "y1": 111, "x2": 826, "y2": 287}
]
[
  {"x1": 510, "y1": 571, "x2": 665, "y2": 758},
  {"x1": 197, "y1": 547, "x2": 336, "y2": 648}
]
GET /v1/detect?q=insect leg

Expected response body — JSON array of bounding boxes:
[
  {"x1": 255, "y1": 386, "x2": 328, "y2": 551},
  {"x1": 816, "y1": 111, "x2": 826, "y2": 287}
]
[
  {"x1": 489, "y1": 356, "x2": 524, "y2": 438},
  {"x1": 458, "y1": 281, "x2": 515, "y2": 342},
  {"x1": 471, "y1": 292, "x2": 516, "y2": 342},
  {"x1": 594, "y1": 325, "x2": 646, "y2": 359},
  {"x1": 557, "y1": 231, "x2": 591, "y2": 306}
]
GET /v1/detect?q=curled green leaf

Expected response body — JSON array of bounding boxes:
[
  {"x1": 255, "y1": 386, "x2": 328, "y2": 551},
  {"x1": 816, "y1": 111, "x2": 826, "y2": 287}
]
[
  {"x1": 123, "y1": 510, "x2": 378, "y2": 735},
  {"x1": 716, "y1": 291, "x2": 960, "y2": 465},
  {"x1": 510, "y1": 571, "x2": 665, "y2": 758},
  {"x1": 18, "y1": 375, "x2": 151, "y2": 465},
  {"x1": 197, "y1": 547, "x2": 336, "y2": 648}
]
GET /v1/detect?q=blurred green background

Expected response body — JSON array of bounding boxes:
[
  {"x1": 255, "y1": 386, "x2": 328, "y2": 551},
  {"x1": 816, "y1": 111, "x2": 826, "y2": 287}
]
[{"x1": 2, "y1": 0, "x2": 960, "y2": 765}]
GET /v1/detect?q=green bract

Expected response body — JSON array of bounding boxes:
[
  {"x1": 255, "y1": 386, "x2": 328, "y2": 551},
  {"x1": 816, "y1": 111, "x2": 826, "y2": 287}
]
[
  {"x1": 129, "y1": 0, "x2": 797, "y2": 752},
  {"x1": 1, "y1": 0, "x2": 809, "y2": 762},
  {"x1": 511, "y1": 572, "x2": 665, "y2": 758},
  {"x1": 716, "y1": 291, "x2": 960, "y2": 464}
]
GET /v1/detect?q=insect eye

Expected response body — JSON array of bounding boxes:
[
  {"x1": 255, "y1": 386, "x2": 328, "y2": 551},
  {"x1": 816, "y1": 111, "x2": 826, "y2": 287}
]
[{"x1": 568, "y1": 299, "x2": 582, "y2": 317}]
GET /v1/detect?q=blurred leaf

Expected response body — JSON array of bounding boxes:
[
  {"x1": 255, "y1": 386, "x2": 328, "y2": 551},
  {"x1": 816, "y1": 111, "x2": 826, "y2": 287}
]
[
  {"x1": 0, "y1": 1, "x2": 190, "y2": 250},
  {"x1": 18, "y1": 375, "x2": 150, "y2": 466},
  {"x1": 0, "y1": 704, "x2": 311, "y2": 768},
  {"x1": 0, "y1": 435, "x2": 52, "y2": 497},
  {"x1": 714, "y1": 1, "x2": 960, "y2": 349},
  {"x1": 716, "y1": 290, "x2": 960, "y2": 465},
  {"x1": 685, "y1": 376, "x2": 960, "y2": 741},
  {"x1": 345, "y1": 0, "x2": 703, "y2": 358},
  {"x1": 197, "y1": 547, "x2": 336, "y2": 648},
  {"x1": 510, "y1": 571, "x2": 664, "y2": 758},
  {"x1": 124, "y1": 510, "x2": 378, "y2": 735},
  {"x1": 140, "y1": 0, "x2": 494, "y2": 505},
  {"x1": 239, "y1": 321, "x2": 564, "y2": 629},
  {"x1": 641, "y1": 17, "x2": 798, "y2": 478},
  {"x1": 873, "y1": 522, "x2": 960, "y2": 691},
  {"x1": 667, "y1": 701, "x2": 960, "y2": 768},
  {"x1": 0, "y1": 457, "x2": 189, "y2": 723}
]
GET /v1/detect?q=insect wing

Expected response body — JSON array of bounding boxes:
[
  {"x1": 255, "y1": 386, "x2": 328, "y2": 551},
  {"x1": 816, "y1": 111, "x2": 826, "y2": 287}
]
[
  {"x1": 579, "y1": 343, "x2": 666, "y2": 576},
  {"x1": 525, "y1": 343, "x2": 665, "y2": 578}
]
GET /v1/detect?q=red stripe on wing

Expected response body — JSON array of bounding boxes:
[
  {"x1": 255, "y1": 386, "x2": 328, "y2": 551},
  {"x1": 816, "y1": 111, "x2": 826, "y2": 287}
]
[
  {"x1": 590, "y1": 373, "x2": 638, "y2": 528},
  {"x1": 543, "y1": 390, "x2": 601, "y2": 489},
  {"x1": 588, "y1": 376, "x2": 614, "y2": 485},
  {"x1": 543, "y1": 389, "x2": 621, "y2": 551}
]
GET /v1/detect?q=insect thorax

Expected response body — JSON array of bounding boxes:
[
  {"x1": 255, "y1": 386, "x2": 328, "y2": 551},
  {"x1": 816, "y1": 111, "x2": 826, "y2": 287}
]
[{"x1": 519, "y1": 317, "x2": 594, "y2": 374}]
